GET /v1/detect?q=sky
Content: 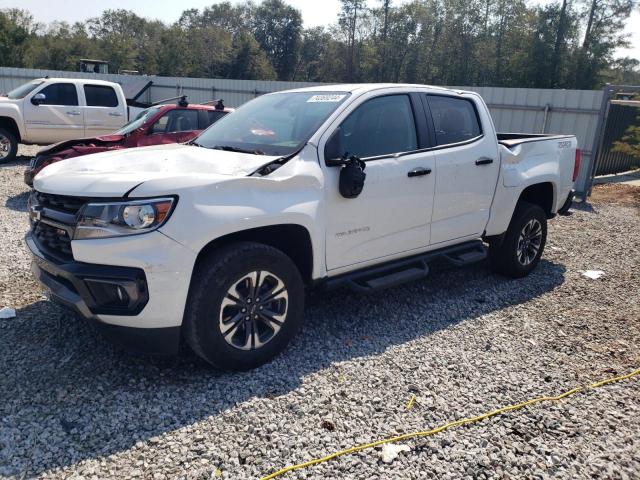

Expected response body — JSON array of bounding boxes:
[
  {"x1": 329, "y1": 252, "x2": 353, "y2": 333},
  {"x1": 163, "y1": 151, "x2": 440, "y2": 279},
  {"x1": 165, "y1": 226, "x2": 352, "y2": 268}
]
[{"x1": 5, "y1": 0, "x2": 640, "y2": 59}]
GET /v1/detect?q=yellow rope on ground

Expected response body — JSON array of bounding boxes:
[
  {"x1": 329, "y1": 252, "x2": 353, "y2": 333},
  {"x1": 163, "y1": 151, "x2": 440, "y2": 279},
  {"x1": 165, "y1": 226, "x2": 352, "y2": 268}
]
[{"x1": 260, "y1": 368, "x2": 640, "y2": 480}]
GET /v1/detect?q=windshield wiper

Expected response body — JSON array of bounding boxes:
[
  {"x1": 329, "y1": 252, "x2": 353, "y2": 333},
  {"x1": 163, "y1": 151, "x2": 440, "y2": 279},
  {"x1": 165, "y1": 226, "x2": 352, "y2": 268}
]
[{"x1": 212, "y1": 145, "x2": 265, "y2": 155}]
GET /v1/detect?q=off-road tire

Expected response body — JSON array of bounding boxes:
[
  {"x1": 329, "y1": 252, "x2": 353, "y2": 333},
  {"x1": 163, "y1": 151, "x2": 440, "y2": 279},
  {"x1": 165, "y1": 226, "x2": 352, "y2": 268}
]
[
  {"x1": 0, "y1": 128, "x2": 18, "y2": 163},
  {"x1": 489, "y1": 201, "x2": 547, "y2": 278},
  {"x1": 183, "y1": 242, "x2": 304, "y2": 371}
]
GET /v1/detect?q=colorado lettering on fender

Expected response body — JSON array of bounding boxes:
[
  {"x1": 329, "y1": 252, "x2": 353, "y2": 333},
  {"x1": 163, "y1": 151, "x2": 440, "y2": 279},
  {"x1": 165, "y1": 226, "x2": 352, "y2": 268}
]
[{"x1": 335, "y1": 226, "x2": 371, "y2": 238}]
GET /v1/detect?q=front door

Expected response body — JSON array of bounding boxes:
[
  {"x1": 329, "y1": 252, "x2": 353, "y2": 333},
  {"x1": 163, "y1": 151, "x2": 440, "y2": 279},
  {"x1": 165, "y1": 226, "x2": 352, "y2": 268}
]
[
  {"x1": 323, "y1": 93, "x2": 436, "y2": 272},
  {"x1": 23, "y1": 82, "x2": 84, "y2": 144},
  {"x1": 424, "y1": 94, "x2": 500, "y2": 244}
]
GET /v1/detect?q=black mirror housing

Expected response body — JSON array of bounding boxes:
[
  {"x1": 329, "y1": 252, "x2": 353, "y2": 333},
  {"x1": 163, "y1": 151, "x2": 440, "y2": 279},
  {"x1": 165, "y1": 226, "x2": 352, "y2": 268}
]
[{"x1": 31, "y1": 93, "x2": 46, "y2": 106}]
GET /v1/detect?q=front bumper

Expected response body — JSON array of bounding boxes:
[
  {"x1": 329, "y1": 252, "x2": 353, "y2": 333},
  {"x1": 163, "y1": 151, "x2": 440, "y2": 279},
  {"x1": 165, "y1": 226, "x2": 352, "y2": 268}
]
[
  {"x1": 24, "y1": 168, "x2": 35, "y2": 187},
  {"x1": 26, "y1": 233, "x2": 181, "y2": 355}
]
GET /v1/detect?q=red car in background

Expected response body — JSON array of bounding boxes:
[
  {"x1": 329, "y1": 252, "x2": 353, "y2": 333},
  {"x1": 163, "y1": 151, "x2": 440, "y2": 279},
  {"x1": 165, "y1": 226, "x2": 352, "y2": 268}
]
[{"x1": 24, "y1": 98, "x2": 233, "y2": 186}]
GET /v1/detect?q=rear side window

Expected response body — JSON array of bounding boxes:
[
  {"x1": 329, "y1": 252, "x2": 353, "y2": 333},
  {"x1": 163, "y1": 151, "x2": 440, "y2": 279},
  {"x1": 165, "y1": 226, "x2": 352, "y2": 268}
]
[
  {"x1": 151, "y1": 109, "x2": 199, "y2": 134},
  {"x1": 84, "y1": 85, "x2": 119, "y2": 107},
  {"x1": 339, "y1": 95, "x2": 418, "y2": 158},
  {"x1": 38, "y1": 83, "x2": 78, "y2": 106},
  {"x1": 427, "y1": 95, "x2": 482, "y2": 146},
  {"x1": 206, "y1": 110, "x2": 227, "y2": 127}
]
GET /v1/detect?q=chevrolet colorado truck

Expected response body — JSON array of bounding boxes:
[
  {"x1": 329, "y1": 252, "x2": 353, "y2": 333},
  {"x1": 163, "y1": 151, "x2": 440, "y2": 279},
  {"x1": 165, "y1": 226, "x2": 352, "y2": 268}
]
[
  {"x1": 23, "y1": 99, "x2": 233, "y2": 186},
  {"x1": 26, "y1": 84, "x2": 578, "y2": 370},
  {"x1": 0, "y1": 77, "x2": 129, "y2": 163}
]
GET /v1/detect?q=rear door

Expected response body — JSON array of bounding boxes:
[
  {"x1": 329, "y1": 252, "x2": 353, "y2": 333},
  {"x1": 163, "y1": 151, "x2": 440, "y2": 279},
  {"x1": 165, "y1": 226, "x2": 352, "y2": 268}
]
[
  {"x1": 82, "y1": 84, "x2": 125, "y2": 136},
  {"x1": 423, "y1": 94, "x2": 500, "y2": 245},
  {"x1": 137, "y1": 108, "x2": 200, "y2": 146},
  {"x1": 323, "y1": 92, "x2": 436, "y2": 272},
  {"x1": 23, "y1": 82, "x2": 84, "y2": 144}
]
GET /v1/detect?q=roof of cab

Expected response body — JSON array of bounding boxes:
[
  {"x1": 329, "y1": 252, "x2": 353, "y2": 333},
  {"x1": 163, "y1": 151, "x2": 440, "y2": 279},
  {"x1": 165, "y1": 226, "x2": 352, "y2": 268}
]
[
  {"x1": 282, "y1": 83, "x2": 468, "y2": 95},
  {"x1": 38, "y1": 77, "x2": 121, "y2": 87}
]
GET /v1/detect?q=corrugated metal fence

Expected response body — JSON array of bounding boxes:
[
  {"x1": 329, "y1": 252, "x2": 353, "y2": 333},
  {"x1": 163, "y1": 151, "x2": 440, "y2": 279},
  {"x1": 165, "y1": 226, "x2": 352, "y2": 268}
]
[
  {"x1": 0, "y1": 66, "x2": 606, "y2": 196},
  {"x1": 594, "y1": 100, "x2": 640, "y2": 176}
]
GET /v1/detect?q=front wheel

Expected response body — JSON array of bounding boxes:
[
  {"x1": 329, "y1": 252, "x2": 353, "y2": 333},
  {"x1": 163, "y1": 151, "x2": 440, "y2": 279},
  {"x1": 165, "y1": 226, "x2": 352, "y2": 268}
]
[
  {"x1": 489, "y1": 201, "x2": 547, "y2": 278},
  {"x1": 0, "y1": 128, "x2": 18, "y2": 163},
  {"x1": 184, "y1": 242, "x2": 305, "y2": 371}
]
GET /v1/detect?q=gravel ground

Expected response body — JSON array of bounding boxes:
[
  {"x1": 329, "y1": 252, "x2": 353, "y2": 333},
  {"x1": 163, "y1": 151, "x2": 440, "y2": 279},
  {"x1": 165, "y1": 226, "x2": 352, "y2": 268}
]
[{"x1": 1, "y1": 145, "x2": 639, "y2": 480}]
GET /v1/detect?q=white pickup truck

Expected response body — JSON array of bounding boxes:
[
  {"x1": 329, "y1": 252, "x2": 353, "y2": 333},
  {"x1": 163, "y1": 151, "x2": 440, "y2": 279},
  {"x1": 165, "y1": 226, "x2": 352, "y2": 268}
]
[
  {"x1": 26, "y1": 84, "x2": 578, "y2": 370},
  {"x1": 0, "y1": 77, "x2": 128, "y2": 162}
]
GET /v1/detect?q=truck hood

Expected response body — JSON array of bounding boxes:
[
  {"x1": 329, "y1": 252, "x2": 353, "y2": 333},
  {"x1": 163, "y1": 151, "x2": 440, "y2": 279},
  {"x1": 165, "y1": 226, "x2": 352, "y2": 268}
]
[
  {"x1": 34, "y1": 143, "x2": 279, "y2": 197},
  {"x1": 38, "y1": 135, "x2": 126, "y2": 156}
]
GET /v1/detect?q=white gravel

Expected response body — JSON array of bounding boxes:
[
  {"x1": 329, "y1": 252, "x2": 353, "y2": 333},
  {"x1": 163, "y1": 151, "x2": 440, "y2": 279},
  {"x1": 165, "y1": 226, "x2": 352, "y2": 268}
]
[{"x1": 1, "y1": 145, "x2": 639, "y2": 479}]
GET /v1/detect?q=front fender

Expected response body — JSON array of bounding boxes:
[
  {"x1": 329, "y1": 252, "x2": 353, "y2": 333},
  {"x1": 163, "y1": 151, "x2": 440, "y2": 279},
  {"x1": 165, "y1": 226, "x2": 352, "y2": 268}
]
[
  {"x1": 154, "y1": 149, "x2": 327, "y2": 279},
  {"x1": 0, "y1": 104, "x2": 26, "y2": 141}
]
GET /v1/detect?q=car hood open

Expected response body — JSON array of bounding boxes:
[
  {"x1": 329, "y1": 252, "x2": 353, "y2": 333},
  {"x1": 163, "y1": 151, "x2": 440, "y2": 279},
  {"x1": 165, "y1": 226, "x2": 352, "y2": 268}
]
[{"x1": 33, "y1": 143, "x2": 279, "y2": 197}]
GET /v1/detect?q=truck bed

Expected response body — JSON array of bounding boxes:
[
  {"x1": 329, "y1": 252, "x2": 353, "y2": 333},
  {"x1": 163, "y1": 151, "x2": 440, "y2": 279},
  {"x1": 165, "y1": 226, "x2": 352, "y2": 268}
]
[{"x1": 497, "y1": 133, "x2": 574, "y2": 149}]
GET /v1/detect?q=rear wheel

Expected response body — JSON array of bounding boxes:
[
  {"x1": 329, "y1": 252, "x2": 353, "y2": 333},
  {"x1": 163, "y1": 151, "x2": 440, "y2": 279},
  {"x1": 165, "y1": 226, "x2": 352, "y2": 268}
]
[
  {"x1": 489, "y1": 201, "x2": 547, "y2": 278},
  {"x1": 0, "y1": 128, "x2": 18, "y2": 163},
  {"x1": 184, "y1": 242, "x2": 304, "y2": 370}
]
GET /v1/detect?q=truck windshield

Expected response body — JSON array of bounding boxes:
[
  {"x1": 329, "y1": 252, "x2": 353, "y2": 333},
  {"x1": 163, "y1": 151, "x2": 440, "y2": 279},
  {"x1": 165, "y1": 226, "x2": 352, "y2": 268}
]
[
  {"x1": 116, "y1": 107, "x2": 160, "y2": 135},
  {"x1": 195, "y1": 91, "x2": 350, "y2": 156},
  {"x1": 6, "y1": 80, "x2": 44, "y2": 99}
]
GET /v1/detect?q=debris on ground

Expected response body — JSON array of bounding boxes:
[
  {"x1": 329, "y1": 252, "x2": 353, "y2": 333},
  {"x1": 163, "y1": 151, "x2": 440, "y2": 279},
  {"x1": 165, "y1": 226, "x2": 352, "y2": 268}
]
[
  {"x1": 581, "y1": 270, "x2": 605, "y2": 279},
  {"x1": 380, "y1": 443, "x2": 411, "y2": 463},
  {"x1": 0, "y1": 307, "x2": 16, "y2": 319}
]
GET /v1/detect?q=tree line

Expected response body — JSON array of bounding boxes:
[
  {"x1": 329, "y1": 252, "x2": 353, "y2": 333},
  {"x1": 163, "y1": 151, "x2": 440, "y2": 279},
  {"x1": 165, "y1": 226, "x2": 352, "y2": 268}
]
[{"x1": 0, "y1": 0, "x2": 638, "y2": 90}]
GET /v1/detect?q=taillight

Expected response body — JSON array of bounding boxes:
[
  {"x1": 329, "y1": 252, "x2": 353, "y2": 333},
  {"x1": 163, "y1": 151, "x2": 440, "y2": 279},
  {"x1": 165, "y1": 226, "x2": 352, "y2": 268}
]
[{"x1": 573, "y1": 149, "x2": 581, "y2": 182}]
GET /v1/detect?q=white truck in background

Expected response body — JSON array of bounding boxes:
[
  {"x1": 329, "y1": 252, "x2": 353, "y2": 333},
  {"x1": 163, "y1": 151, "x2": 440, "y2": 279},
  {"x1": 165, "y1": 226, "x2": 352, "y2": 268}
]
[
  {"x1": 0, "y1": 77, "x2": 128, "y2": 162},
  {"x1": 27, "y1": 84, "x2": 578, "y2": 370}
]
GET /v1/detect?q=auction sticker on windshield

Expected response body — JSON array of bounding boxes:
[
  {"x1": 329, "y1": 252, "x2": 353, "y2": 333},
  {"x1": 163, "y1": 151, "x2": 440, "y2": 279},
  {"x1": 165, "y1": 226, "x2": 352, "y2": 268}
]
[{"x1": 307, "y1": 94, "x2": 347, "y2": 103}]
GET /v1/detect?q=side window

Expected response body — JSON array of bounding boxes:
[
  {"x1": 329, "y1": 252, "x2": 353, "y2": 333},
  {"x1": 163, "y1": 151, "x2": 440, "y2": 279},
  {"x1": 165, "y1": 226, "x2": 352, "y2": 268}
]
[
  {"x1": 84, "y1": 85, "x2": 119, "y2": 107},
  {"x1": 38, "y1": 83, "x2": 78, "y2": 106},
  {"x1": 151, "y1": 110, "x2": 199, "y2": 134},
  {"x1": 206, "y1": 111, "x2": 227, "y2": 127},
  {"x1": 339, "y1": 95, "x2": 417, "y2": 159},
  {"x1": 427, "y1": 95, "x2": 482, "y2": 146}
]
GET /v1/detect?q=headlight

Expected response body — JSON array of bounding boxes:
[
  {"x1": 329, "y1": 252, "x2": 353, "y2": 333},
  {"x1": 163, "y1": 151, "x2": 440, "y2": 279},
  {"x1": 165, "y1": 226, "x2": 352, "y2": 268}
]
[{"x1": 74, "y1": 197, "x2": 175, "y2": 240}]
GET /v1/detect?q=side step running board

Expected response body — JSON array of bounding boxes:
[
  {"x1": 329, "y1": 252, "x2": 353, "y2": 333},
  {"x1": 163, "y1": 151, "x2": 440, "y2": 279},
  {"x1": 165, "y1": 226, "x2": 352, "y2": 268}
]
[
  {"x1": 441, "y1": 244, "x2": 487, "y2": 266},
  {"x1": 323, "y1": 240, "x2": 487, "y2": 293}
]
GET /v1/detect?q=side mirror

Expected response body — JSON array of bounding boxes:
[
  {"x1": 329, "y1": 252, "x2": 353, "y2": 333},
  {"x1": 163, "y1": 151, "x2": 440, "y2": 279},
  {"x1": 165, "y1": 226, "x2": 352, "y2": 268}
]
[
  {"x1": 31, "y1": 93, "x2": 46, "y2": 106},
  {"x1": 324, "y1": 128, "x2": 344, "y2": 166}
]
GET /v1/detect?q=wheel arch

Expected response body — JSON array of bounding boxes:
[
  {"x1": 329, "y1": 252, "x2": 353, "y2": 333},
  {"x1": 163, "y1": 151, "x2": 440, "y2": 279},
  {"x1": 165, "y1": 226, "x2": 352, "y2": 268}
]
[
  {"x1": 0, "y1": 116, "x2": 21, "y2": 142},
  {"x1": 518, "y1": 181, "x2": 556, "y2": 217},
  {"x1": 193, "y1": 224, "x2": 314, "y2": 285}
]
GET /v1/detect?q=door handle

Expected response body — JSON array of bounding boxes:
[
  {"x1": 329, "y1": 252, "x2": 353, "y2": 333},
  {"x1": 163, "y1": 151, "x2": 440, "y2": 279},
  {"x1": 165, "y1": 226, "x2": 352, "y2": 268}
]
[
  {"x1": 475, "y1": 157, "x2": 494, "y2": 166},
  {"x1": 108, "y1": 112, "x2": 123, "y2": 117},
  {"x1": 407, "y1": 167, "x2": 432, "y2": 177},
  {"x1": 65, "y1": 111, "x2": 81, "y2": 116}
]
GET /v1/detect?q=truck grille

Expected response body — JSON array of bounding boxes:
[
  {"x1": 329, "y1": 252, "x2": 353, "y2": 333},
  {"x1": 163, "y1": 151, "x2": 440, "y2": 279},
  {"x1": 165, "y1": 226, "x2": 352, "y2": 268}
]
[
  {"x1": 29, "y1": 192, "x2": 93, "y2": 261},
  {"x1": 32, "y1": 221, "x2": 73, "y2": 260},
  {"x1": 33, "y1": 191, "x2": 88, "y2": 216}
]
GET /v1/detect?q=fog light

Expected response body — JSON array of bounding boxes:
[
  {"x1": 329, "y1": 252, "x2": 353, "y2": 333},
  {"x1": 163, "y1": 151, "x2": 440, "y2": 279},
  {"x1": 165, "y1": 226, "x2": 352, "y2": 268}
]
[{"x1": 85, "y1": 279, "x2": 135, "y2": 309}]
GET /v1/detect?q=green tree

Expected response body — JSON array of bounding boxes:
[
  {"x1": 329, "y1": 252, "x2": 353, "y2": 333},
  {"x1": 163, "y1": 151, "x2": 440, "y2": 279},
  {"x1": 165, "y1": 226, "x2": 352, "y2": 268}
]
[
  {"x1": 573, "y1": 0, "x2": 635, "y2": 89},
  {"x1": 338, "y1": 0, "x2": 368, "y2": 81},
  {"x1": 0, "y1": 9, "x2": 38, "y2": 68},
  {"x1": 252, "y1": 0, "x2": 303, "y2": 80},
  {"x1": 228, "y1": 31, "x2": 277, "y2": 80}
]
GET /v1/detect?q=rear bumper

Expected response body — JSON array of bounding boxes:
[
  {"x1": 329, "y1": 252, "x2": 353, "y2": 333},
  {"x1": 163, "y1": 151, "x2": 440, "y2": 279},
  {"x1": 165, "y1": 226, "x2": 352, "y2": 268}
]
[
  {"x1": 558, "y1": 190, "x2": 575, "y2": 216},
  {"x1": 26, "y1": 233, "x2": 180, "y2": 355}
]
